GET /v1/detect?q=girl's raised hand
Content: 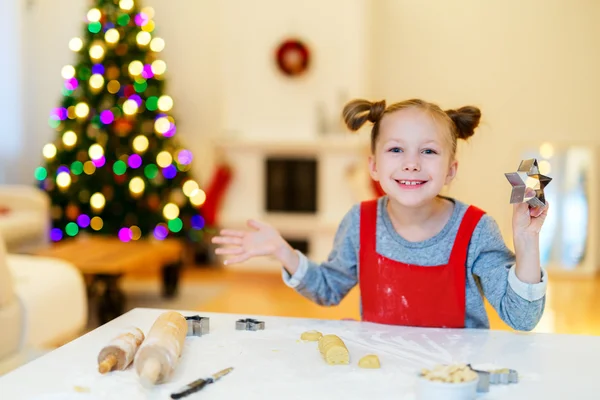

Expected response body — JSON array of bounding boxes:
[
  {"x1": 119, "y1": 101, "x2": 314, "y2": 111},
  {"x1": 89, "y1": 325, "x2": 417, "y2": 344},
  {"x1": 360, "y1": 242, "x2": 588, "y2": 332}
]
[
  {"x1": 211, "y1": 219, "x2": 287, "y2": 265},
  {"x1": 512, "y1": 188, "x2": 550, "y2": 236}
]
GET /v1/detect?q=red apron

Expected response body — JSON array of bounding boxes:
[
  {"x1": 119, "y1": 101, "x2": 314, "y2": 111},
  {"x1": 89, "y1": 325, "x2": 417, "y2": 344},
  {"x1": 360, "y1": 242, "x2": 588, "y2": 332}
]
[{"x1": 358, "y1": 199, "x2": 484, "y2": 328}]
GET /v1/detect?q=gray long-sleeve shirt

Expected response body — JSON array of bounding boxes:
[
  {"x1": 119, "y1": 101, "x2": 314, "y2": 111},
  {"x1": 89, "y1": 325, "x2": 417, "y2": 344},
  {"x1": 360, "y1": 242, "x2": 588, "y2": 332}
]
[{"x1": 282, "y1": 196, "x2": 547, "y2": 331}]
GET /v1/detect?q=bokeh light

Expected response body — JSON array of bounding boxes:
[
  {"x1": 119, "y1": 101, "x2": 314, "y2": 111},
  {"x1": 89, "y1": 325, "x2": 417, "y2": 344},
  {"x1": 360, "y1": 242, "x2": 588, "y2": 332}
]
[
  {"x1": 87, "y1": 8, "x2": 101, "y2": 22},
  {"x1": 177, "y1": 150, "x2": 193, "y2": 165},
  {"x1": 89, "y1": 43, "x2": 105, "y2": 62},
  {"x1": 34, "y1": 167, "x2": 47, "y2": 181},
  {"x1": 182, "y1": 180, "x2": 199, "y2": 197},
  {"x1": 69, "y1": 37, "x2": 83, "y2": 52},
  {"x1": 65, "y1": 222, "x2": 79, "y2": 237},
  {"x1": 132, "y1": 135, "x2": 149, "y2": 153},
  {"x1": 43, "y1": 144, "x2": 57, "y2": 159},
  {"x1": 145, "y1": 96, "x2": 158, "y2": 111},
  {"x1": 135, "y1": 12, "x2": 150, "y2": 27},
  {"x1": 56, "y1": 172, "x2": 72, "y2": 189},
  {"x1": 93, "y1": 156, "x2": 106, "y2": 168},
  {"x1": 540, "y1": 143, "x2": 554, "y2": 159},
  {"x1": 105, "y1": 28, "x2": 120, "y2": 45},
  {"x1": 191, "y1": 215, "x2": 205, "y2": 230},
  {"x1": 50, "y1": 228, "x2": 63, "y2": 241},
  {"x1": 153, "y1": 223, "x2": 168, "y2": 240},
  {"x1": 90, "y1": 216, "x2": 103, "y2": 231},
  {"x1": 151, "y1": 60, "x2": 167, "y2": 75},
  {"x1": 128, "y1": 60, "x2": 144, "y2": 76},
  {"x1": 142, "y1": 64, "x2": 154, "y2": 79},
  {"x1": 129, "y1": 177, "x2": 145, "y2": 195},
  {"x1": 118, "y1": 227, "x2": 133, "y2": 242},
  {"x1": 144, "y1": 164, "x2": 158, "y2": 179},
  {"x1": 62, "y1": 131, "x2": 77, "y2": 147},
  {"x1": 71, "y1": 161, "x2": 83, "y2": 175},
  {"x1": 190, "y1": 189, "x2": 207, "y2": 206},
  {"x1": 77, "y1": 214, "x2": 91, "y2": 228},
  {"x1": 162, "y1": 165, "x2": 177, "y2": 179},
  {"x1": 61, "y1": 65, "x2": 75, "y2": 79},
  {"x1": 113, "y1": 160, "x2": 127, "y2": 175},
  {"x1": 107, "y1": 80, "x2": 121, "y2": 94},
  {"x1": 157, "y1": 95, "x2": 173, "y2": 112},
  {"x1": 168, "y1": 218, "x2": 183, "y2": 233},
  {"x1": 100, "y1": 110, "x2": 114, "y2": 124},
  {"x1": 90, "y1": 192, "x2": 106, "y2": 211},
  {"x1": 131, "y1": 226, "x2": 142, "y2": 240},
  {"x1": 141, "y1": 21, "x2": 155, "y2": 33},
  {"x1": 136, "y1": 31, "x2": 152, "y2": 46},
  {"x1": 83, "y1": 161, "x2": 96, "y2": 175},
  {"x1": 75, "y1": 103, "x2": 90, "y2": 118},
  {"x1": 141, "y1": 7, "x2": 155, "y2": 19},
  {"x1": 119, "y1": 0, "x2": 134, "y2": 11},
  {"x1": 88, "y1": 144, "x2": 104, "y2": 160},
  {"x1": 89, "y1": 74, "x2": 105, "y2": 90},
  {"x1": 128, "y1": 154, "x2": 142, "y2": 168},
  {"x1": 123, "y1": 99, "x2": 138, "y2": 115},
  {"x1": 154, "y1": 117, "x2": 170, "y2": 135},
  {"x1": 163, "y1": 203, "x2": 180, "y2": 220},
  {"x1": 156, "y1": 151, "x2": 172, "y2": 168},
  {"x1": 150, "y1": 37, "x2": 165, "y2": 52}
]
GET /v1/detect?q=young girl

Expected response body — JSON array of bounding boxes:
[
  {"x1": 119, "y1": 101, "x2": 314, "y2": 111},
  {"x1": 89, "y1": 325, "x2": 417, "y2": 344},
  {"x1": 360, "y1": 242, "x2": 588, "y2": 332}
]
[{"x1": 212, "y1": 98, "x2": 549, "y2": 331}]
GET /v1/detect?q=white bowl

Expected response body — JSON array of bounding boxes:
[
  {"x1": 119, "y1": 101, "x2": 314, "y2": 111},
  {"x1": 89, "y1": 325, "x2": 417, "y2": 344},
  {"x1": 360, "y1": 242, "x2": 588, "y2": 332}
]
[{"x1": 416, "y1": 375, "x2": 479, "y2": 400}]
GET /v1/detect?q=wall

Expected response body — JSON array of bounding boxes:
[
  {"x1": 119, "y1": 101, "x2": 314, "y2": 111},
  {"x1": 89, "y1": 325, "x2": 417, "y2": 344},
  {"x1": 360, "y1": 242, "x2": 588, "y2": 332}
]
[
  {"x1": 370, "y1": 0, "x2": 600, "y2": 244},
  {"x1": 0, "y1": 0, "x2": 24, "y2": 184},
  {"x1": 217, "y1": 0, "x2": 370, "y2": 140}
]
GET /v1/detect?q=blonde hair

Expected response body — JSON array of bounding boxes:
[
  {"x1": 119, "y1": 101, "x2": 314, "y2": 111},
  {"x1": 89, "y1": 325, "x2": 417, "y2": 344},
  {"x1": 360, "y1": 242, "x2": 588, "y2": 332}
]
[{"x1": 342, "y1": 98, "x2": 481, "y2": 158}]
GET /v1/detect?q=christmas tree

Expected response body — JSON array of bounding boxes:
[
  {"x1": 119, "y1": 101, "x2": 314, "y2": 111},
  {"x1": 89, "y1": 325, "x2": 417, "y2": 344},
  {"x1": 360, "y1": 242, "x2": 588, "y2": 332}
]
[{"x1": 35, "y1": 0, "x2": 206, "y2": 244}]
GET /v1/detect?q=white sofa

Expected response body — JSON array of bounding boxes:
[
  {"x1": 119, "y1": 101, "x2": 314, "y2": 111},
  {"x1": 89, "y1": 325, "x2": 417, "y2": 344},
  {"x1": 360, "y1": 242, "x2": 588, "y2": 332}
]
[
  {"x1": 0, "y1": 234, "x2": 88, "y2": 375},
  {"x1": 0, "y1": 185, "x2": 51, "y2": 253}
]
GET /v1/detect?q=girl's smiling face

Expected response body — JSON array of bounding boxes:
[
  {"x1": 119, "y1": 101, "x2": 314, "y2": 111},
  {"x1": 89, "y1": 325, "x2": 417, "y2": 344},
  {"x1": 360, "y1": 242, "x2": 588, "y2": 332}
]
[{"x1": 369, "y1": 107, "x2": 458, "y2": 208}]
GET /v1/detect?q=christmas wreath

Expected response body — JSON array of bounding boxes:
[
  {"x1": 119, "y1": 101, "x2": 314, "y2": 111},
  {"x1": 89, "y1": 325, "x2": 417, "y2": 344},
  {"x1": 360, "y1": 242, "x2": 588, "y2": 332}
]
[{"x1": 275, "y1": 38, "x2": 310, "y2": 77}]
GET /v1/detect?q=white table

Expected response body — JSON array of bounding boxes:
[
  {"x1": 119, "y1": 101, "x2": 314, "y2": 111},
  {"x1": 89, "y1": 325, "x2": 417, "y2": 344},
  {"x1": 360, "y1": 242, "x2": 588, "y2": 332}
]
[{"x1": 0, "y1": 308, "x2": 597, "y2": 399}]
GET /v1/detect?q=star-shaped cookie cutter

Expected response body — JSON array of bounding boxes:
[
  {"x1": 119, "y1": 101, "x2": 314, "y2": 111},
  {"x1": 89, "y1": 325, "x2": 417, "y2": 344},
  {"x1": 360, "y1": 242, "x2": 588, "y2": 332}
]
[
  {"x1": 505, "y1": 158, "x2": 552, "y2": 208},
  {"x1": 468, "y1": 365, "x2": 519, "y2": 393},
  {"x1": 185, "y1": 315, "x2": 210, "y2": 336},
  {"x1": 235, "y1": 318, "x2": 265, "y2": 331}
]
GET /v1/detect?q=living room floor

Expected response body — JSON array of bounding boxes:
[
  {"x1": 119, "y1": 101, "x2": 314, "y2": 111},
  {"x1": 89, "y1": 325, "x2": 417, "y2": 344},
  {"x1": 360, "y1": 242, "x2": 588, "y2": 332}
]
[{"x1": 127, "y1": 265, "x2": 600, "y2": 336}]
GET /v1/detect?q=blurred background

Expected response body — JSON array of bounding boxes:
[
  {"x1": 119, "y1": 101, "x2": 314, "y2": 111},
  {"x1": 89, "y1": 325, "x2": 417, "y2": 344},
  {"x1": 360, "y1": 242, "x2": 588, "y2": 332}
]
[{"x1": 0, "y1": 0, "x2": 598, "y2": 375}]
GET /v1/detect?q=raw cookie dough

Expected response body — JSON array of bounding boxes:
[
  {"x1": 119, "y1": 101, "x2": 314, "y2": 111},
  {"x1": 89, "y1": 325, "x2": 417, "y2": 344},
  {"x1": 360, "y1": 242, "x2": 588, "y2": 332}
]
[
  {"x1": 420, "y1": 364, "x2": 478, "y2": 383},
  {"x1": 318, "y1": 334, "x2": 349, "y2": 365},
  {"x1": 358, "y1": 354, "x2": 380, "y2": 369},
  {"x1": 300, "y1": 330, "x2": 323, "y2": 341}
]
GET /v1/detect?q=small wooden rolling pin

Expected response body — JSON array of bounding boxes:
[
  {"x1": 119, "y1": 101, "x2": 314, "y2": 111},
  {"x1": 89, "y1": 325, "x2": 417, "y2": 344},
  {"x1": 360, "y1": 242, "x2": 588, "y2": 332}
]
[
  {"x1": 97, "y1": 326, "x2": 145, "y2": 374},
  {"x1": 133, "y1": 311, "x2": 188, "y2": 385}
]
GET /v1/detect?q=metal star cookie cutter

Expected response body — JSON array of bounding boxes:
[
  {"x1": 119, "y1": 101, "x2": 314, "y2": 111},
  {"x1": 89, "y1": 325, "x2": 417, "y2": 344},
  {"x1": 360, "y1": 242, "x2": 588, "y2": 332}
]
[
  {"x1": 185, "y1": 315, "x2": 210, "y2": 336},
  {"x1": 235, "y1": 318, "x2": 265, "y2": 331},
  {"x1": 468, "y1": 365, "x2": 518, "y2": 393},
  {"x1": 505, "y1": 158, "x2": 552, "y2": 208}
]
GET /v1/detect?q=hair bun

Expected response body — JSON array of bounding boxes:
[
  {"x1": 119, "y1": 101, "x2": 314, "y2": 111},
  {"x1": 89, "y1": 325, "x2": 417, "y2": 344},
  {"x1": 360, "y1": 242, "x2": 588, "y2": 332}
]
[
  {"x1": 368, "y1": 100, "x2": 386, "y2": 123},
  {"x1": 342, "y1": 99, "x2": 386, "y2": 131},
  {"x1": 445, "y1": 106, "x2": 481, "y2": 139}
]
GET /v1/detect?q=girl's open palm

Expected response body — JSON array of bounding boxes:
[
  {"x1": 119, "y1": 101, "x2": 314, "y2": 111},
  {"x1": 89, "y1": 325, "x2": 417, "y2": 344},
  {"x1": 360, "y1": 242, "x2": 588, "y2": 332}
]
[{"x1": 211, "y1": 219, "x2": 285, "y2": 265}]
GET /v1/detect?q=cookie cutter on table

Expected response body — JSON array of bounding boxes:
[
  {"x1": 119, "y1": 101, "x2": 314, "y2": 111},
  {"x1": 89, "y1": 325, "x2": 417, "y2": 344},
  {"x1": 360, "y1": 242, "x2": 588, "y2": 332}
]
[
  {"x1": 235, "y1": 318, "x2": 265, "y2": 331},
  {"x1": 468, "y1": 365, "x2": 518, "y2": 393},
  {"x1": 185, "y1": 315, "x2": 210, "y2": 336}
]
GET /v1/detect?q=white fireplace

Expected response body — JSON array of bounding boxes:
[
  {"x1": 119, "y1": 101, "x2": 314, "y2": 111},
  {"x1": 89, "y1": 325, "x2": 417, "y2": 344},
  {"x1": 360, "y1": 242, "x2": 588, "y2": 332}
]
[{"x1": 214, "y1": 133, "x2": 371, "y2": 270}]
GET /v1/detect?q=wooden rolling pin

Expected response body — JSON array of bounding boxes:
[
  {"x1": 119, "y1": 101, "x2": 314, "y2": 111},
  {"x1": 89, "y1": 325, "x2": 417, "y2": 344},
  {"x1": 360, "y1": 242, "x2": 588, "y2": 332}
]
[
  {"x1": 133, "y1": 311, "x2": 188, "y2": 385},
  {"x1": 97, "y1": 326, "x2": 145, "y2": 374}
]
